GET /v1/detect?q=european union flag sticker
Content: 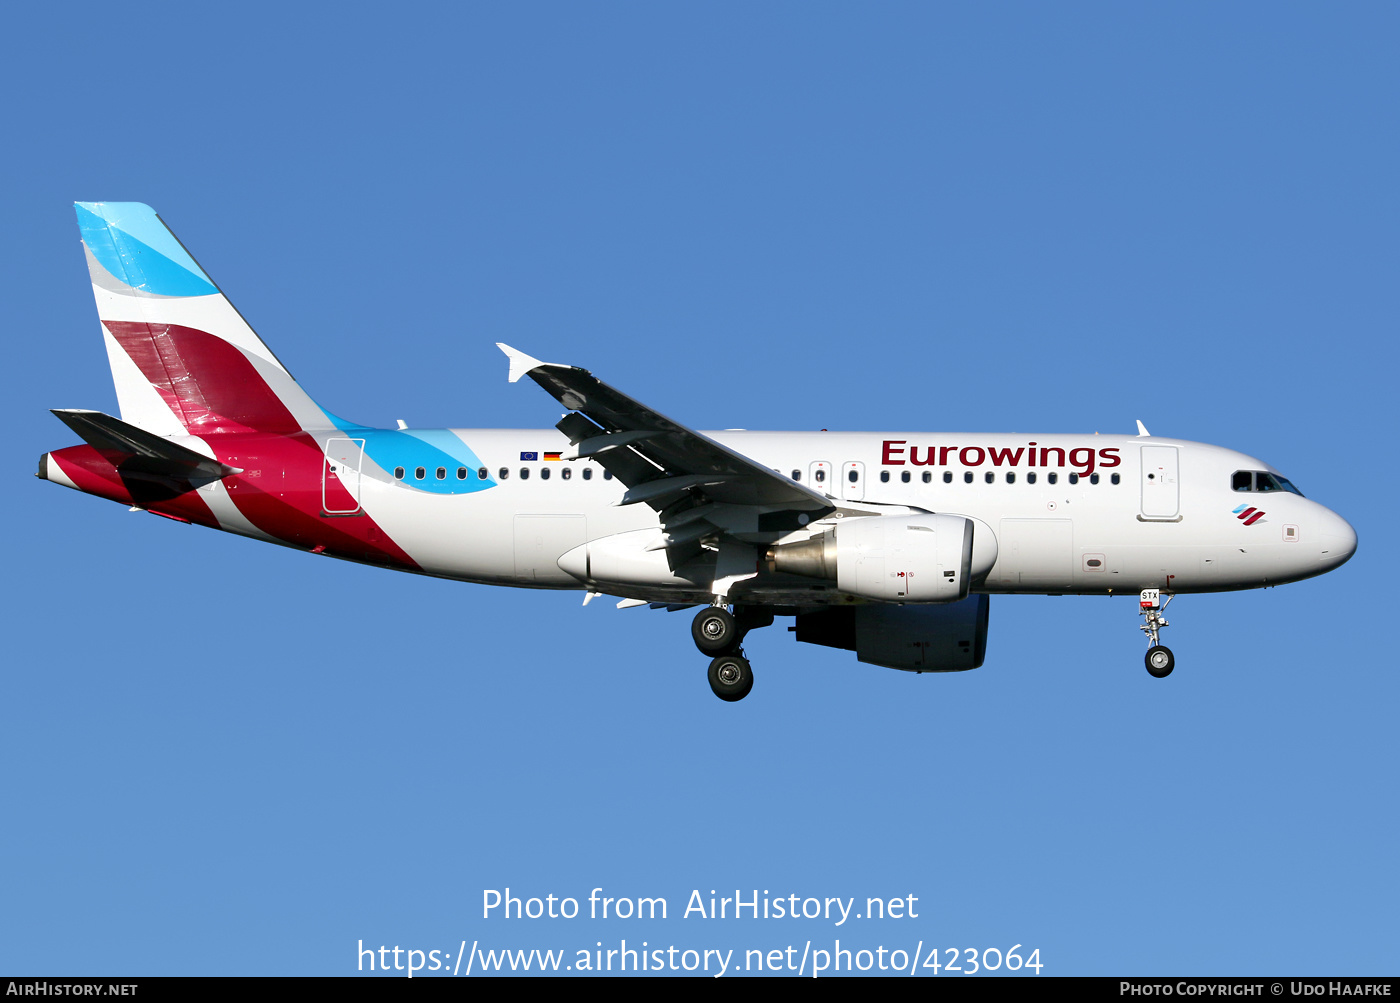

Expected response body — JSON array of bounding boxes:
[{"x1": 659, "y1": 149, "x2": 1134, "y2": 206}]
[{"x1": 520, "y1": 451, "x2": 538, "y2": 461}]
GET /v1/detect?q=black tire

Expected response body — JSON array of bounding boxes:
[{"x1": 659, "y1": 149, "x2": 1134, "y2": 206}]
[
  {"x1": 1145, "y1": 645, "x2": 1175, "y2": 678},
  {"x1": 708, "y1": 654, "x2": 754, "y2": 702},
  {"x1": 692, "y1": 607, "x2": 740, "y2": 655}
]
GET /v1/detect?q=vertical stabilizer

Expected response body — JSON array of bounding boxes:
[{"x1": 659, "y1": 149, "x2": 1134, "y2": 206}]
[{"x1": 76, "y1": 202, "x2": 337, "y2": 435}]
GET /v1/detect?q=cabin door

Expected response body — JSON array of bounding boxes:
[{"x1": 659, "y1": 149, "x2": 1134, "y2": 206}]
[
  {"x1": 323, "y1": 438, "x2": 365, "y2": 515},
  {"x1": 1140, "y1": 446, "x2": 1180, "y2": 519}
]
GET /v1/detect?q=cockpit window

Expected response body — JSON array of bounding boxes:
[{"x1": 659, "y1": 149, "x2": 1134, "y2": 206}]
[{"x1": 1232, "y1": 470, "x2": 1304, "y2": 496}]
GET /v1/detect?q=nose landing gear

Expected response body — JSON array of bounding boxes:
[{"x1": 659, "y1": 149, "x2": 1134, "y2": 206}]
[
  {"x1": 1139, "y1": 589, "x2": 1174, "y2": 678},
  {"x1": 1145, "y1": 645, "x2": 1174, "y2": 677}
]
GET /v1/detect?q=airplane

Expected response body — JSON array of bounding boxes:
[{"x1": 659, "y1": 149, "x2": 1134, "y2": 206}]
[{"x1": 38, "y1": 202, "x2": 1358, "y2": 701}]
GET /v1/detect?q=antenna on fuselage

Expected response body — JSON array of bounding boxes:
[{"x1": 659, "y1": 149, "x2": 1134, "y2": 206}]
[{"x1": 1135, "y1": 420, "x2": 1151, "y2": 437}]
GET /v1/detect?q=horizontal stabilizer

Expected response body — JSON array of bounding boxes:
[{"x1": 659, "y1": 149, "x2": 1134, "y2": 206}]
[{"x1": 51, "y1": 409, "x2": 241, "y2": 490}]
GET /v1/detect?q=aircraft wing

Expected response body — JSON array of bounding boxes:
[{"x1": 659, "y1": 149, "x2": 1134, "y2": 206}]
[{"x1": 498, "y1": 344, "x2": 834, "y2": 550}]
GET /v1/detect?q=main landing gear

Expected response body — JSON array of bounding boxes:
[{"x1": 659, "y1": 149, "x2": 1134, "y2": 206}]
[
  {"x1": 692, "y1": 607, "x2": 739, "y2": 655},
  {"x1": 692, "y1": 605, "x2": 772, "y2": 701},
  {"x1": 1139, "y1": 589, "x2": 1175, "y2": 678},
  {"x1": 708, "y1": 653, "x2": 753, "y2": 702}
]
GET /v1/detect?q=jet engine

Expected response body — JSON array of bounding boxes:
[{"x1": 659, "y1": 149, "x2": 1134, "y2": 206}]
[{"x1": 765, "y1": 513, "x2": 996, "y2": 603}]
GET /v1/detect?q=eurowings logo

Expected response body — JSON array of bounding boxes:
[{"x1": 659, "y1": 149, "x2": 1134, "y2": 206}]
[{"x1": 1233, "y1": 504, "x2": 1266, "y2": 526}]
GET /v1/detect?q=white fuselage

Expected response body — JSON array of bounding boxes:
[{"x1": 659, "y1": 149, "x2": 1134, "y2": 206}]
[{"x1": 341, "y1": 429, "x2": 1355, "y2": 601}]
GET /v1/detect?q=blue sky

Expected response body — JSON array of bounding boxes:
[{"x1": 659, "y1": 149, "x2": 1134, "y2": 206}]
[{"x1": 4, "y1": 3, "x2": 1395, "y2": 976}]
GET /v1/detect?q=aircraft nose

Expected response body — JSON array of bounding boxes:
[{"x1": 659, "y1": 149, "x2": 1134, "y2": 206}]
[{"x1": 1316, "y1": 509, "x2": 1357, "y2": 573}]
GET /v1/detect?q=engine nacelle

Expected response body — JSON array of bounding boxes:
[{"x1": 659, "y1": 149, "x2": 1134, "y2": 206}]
[
  {"x1": 767, "y1": 513, "x2": 994, "y2": 603},
  {"x1": 795, "y1": 595, "x2": 991, "y2": 672}
]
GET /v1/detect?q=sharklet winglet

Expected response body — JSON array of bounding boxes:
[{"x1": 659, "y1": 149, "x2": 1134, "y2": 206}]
[{"x1": 496, "y1": 343, "x2": 555, "y2": 383}]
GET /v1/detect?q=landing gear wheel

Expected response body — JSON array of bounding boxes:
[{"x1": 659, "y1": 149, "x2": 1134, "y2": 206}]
[
  {"x1": 708, "y1": 654, "x2": 754, "y2": 702},
  {"x1": 1145, "y1": 645, "x2": 1175, "y2": 678},
  {"x1": 1138, "y1": 591, "x2": 1175, "y2": 678},
  {"x1": 692, "y1": 607, "x2": 740, "y2": 655}
]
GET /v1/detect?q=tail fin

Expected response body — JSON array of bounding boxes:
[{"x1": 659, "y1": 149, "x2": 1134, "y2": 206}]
[{"x1": 76, "y1": 202, "x2": 342, "y2": 436}]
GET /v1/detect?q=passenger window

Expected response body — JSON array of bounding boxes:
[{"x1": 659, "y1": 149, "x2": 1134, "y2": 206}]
[
  {"x1": 1111, "y1": 473, "x2": 1120, "y2": 485},
  {"x1": 791, "y1": 470, "x2": 801, "y2": 481},
  {"x1": 879, "y1": 470, "x2": 890, "y2": 483},
  {"x1": 815, "y1": 469, "x2": 826, "y2": 483},
  {"x1": 394, "y1": 467, "x2": 405, "y2": 480},
  {"x1": 984, "y1": 471, "x2": 994, "y2": 484},
  {"x1": 520, "y1": 468, "x2": 529, "y2": 480},
  {"x1": 603, "y1": 470, "x2": 613, "y2": 480},
  {"x1": 964, "y1": 471, "x2": 973, "y2": 484},
  {"x1": 540, "y1": 467, "x2": 550, "y2": 480},
  {"x1": 498, "y1": 467, "x2": 509, "y2": 480},
  {"x1": 583, "y1": 468, "x2": 593, "y2": 480},
  {"x1": 943, "y1": 471, "x2": 953, "y2": 484},
  {"x1": 477, "y1": 467, "x2": 487, "y2": 480},
  {"x1": 922, "y1": 471, "x2": 931, "y2": 483},
  {"x1": 848, "y1": 469, "x2": 859, "y2": 483},
  {"x1": 1068, "y1": 473, "x2": 1079, "y2": 484},
  {"x1": 1047, "y1": 472, "x2": 1058, "y2": 484},
  {"x1": 436, "y1": 467, "x2": 446, "y2": 480},
  {"x1": 562, "y1": 467, "x2": 571, "y2": 480},
  {"x1": 415, "y1": 466, "x2": 426, "y2": 480},
  {"x1": 457, "y1": 467, "x2": 467, "y2": 479},
  {"x1": 1006, "y1": 472, "x2": 1015, "y2": 484},
  {"x1": 1090, "y1": 473, "x2": 1100, "y2": 485},
  {"x1": 1027, "y1": 472, "x2": 1037, "y2": 484},
  {"x1": 901, "y1": 471, "x2": 911, "y2": 483}
]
